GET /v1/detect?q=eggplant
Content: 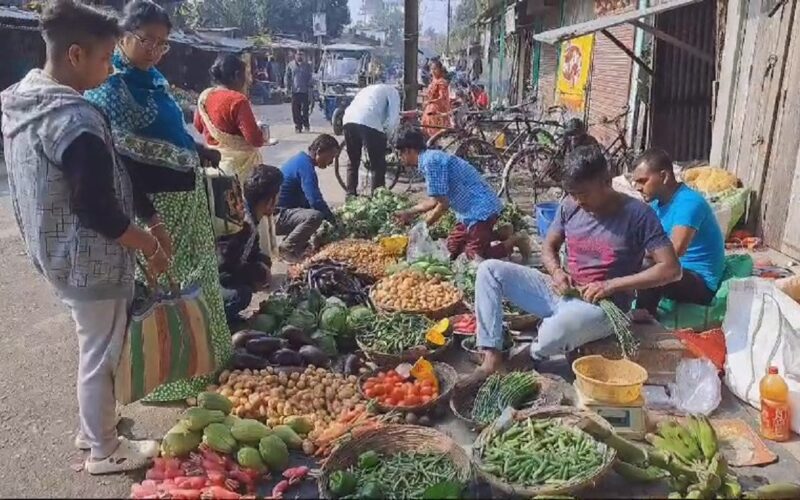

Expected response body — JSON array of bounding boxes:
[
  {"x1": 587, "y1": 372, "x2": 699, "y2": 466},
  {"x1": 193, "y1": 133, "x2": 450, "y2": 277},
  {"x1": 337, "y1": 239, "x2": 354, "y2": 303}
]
[
  {"x1": 298, "y1": 345, "x2": 330, "y2": 367},
  {"x1": 231, "y1": 330, "x2": 268, "y2": 349},
  {"x1": 280, "y1": 325, "x2": 314, "y2": 348},
  {"x1": 269, "y1": 348, "x2": 303, "y2": 367},
  {"x1": 245, "y1": 337, "x2": 287, "y2": 357},
  {"x1": 231, "y1": 348, "x2": 269, "y2": 370},
  {"x1": 343, "y1": 354, "x2": 362, "y2": 376}
]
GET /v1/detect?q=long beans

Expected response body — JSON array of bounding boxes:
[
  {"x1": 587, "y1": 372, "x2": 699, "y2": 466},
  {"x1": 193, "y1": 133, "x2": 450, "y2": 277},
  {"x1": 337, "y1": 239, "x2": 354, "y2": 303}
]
[
  {"x1": 481, "y1": 419, "x2": 605, "y2": 487},
  {"x1": 356, "y1": 313, "x2": 433, "y2": 354},
  {"x1": 343, "y1": 452, "x2": 459, "y2": 499},
  {"x1": 597, "y1": 299, "x2": 638, "y2": 358},
  {"x1": 471, "y1": 372, "x2": 539, "y2": 425}
]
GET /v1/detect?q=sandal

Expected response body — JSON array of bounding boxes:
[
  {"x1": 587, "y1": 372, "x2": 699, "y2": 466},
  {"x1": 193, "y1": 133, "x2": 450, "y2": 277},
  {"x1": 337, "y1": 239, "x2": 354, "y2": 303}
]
[
  {"x1": 74, "y1": 413, "x2": 122, "y2": 451},
  {"x1": 84, "y1": 437, "x2": 159, "y2": 475}
]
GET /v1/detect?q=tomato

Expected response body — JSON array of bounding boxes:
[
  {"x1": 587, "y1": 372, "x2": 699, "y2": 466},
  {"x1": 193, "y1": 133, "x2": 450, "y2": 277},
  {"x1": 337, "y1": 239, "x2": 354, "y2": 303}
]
[
  {"x1": 420, "y1": 379, "x2": 434, "y2": 388},
  {"x1": 378, "y1": 371, "x2": 386, "y2": 378},
  {"x1": 404, "y1": 395, "x2": 421, "y2": 406},
  {"x1": 388, "y1": 397, "x2": 401, "y2": 406},
  {"x1": 373, "y1": 384, "x2": 385, "y2": 396},
  {"x1": 387, "y1": 369, "x2": 398, "y2": 378},
  {"x1": 420, "y1": 386, "x2": 433, "y2": 397},
  {"x1": 365, "y1": 389, "x2": 376, "y2": 398},
  {"x1": 421, "y1": 395, "x2": 432, "y2": 404},
  {"x1": 363, "y1": 381, "x2": 375, "y2": 391},
  {"x1": 392, "y1": 387, "x2": 406, "y2": 400}
]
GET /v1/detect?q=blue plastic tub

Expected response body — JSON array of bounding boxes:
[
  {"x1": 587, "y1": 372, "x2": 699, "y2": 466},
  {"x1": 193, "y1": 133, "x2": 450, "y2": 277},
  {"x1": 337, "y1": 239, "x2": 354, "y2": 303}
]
[{"x1": 534, "y1": 202, "x2": 559, "y2": 237}]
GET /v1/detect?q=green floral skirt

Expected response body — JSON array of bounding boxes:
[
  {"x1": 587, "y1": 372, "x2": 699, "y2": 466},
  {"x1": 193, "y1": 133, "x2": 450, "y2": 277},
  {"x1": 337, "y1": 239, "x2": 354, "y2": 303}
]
[{"x1": 142, "y1": 175, "x2": 231, "y2": 402}]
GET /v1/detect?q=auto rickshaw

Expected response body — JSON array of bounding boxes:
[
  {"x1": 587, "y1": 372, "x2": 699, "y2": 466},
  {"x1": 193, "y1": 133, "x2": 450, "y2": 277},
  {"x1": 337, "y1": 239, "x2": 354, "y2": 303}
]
[{"x1": 317, "y1": 43, "x2": 379, "y2": 135}]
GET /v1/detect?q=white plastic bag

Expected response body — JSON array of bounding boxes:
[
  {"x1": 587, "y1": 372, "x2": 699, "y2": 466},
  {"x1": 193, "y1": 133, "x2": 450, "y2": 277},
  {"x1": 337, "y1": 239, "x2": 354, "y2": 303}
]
[
  {"x1": 669, "y1": 358, "x2": 722, "y2": 416},
  {"x1": 723, "y1": 278, "x2": 800, "y2": 432},
  {"x1": 406, "y1": 221, "x2": 449, "y2": 263}
]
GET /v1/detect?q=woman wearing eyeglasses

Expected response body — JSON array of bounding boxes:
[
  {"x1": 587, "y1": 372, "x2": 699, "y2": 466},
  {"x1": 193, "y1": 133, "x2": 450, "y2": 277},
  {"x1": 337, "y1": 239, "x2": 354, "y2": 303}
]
[{"x1": 86, "y1": 0, "x2": 231, "y2": 403}]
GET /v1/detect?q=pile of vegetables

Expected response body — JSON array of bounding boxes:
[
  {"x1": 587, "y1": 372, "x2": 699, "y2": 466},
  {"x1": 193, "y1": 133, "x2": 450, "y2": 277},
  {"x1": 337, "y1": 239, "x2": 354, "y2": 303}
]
[
  {"x1": 362, "y1": 368, "x2": 440, "y2": 409},
  {"x1": 304, "y1": 260, "x2": 373, "y2": 307},
  {"x1": 212, "y1": 366, "x2": 365, "y2": 444},
  {"x1": 429, "y1": 203, "x2": 529, "y2": 241},
  {"x1": 328, "y1": 451, "x2": 463, "y2": 499},
  {"x1": 471, "y1": 372, "x2": 539, "y2": 425},
  {"x1": 316, "y1": 189, "x2": 412, "y2": 245},
  {"x1": 308, "y1": 239, "x2": 398, "y2": 279},
  {"x1": 130, "y1": 391, "x2": 312, "y2": 499},
  {"x1": 387, "y1": 256, "x2": 454, "y2": 281},
  {"x1": 478, "y1": 418, "x2": 607, "y2": 487},
  {"x1": 372, "y1": 271, "x2": 462, "y2": 313},
  {"x1": 230, "y1": 329, "x2": 332, "y2": 371},
  {"x1": 356, "y1": 313, "x2": 434, "y2": 355},
  {"x1": 451, "y1": 313, "x2": 476, "y2": 334},
  {"x1": 579, "y1": 414, "x2": 800, "y2": 499}
]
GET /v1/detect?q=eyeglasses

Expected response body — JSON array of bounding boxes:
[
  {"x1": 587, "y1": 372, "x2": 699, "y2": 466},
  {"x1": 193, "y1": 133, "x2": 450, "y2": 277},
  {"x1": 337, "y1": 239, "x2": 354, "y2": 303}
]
[{"x1": 130, "y1": 32, "x2": 170, "y2": 55}]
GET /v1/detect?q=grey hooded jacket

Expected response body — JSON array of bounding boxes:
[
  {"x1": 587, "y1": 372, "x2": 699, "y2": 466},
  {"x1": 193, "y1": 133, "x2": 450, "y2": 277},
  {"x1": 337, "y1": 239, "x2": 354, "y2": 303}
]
[{"x1": 1, "y1": 69, "x2": 135, "y2": 300}]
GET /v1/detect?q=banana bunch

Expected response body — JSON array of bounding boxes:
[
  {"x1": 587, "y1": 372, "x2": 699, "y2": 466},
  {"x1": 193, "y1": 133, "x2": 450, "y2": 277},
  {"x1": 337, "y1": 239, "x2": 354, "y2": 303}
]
[{"x1": 649, "y1": 415, "x2": 740, "y2": 499}]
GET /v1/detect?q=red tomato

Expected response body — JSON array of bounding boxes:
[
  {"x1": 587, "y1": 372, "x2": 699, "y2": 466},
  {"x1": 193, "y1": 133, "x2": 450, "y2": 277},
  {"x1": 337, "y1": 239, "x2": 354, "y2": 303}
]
[
  {"x1": 378, "y1": 371, "x2": 386, "y2": 378},
  {"x1": 392, "y1": 387, "x2": 406, "y2": 400},
  {"x1": 365, "y1": 388, "x2": 376, "y2": 398},
  {"x1": 404, "y1": 395, "x2": 421, "y2": 406},
  {"x1": 363, "y1": 381, "x2": 375, "y2": 390},
  {"x1": 420, "y1": 386, "x2": 433, "y2": 397},
  {"x1": 421, "y1": 395, "x2": 432, "y2": 404},
  {"x1": 420, "y1": 379, "x2": 434, "y2": 388}
]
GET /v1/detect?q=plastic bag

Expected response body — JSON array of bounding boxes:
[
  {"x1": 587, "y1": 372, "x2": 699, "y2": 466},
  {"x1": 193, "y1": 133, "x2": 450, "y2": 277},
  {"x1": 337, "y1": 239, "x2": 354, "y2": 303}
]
[
  {"x1": 668, "y1": 358, "x2": 721, "y2": 416},
  {"x1": 406, "y1": 221, "x2": 449, "y2": 263}
]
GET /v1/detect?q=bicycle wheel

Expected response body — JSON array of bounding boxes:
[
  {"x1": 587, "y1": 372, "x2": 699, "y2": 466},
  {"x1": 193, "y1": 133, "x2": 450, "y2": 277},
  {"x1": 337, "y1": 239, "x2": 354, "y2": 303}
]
[
  {"x1": 501, "y1": 145, "x2": 562, "y2": 211},
  {"x1": 334, "y1": 145, "x2": 402, "y2": 196},
  {"x1": 426, "y1": 128, "x2": 463, "y2": 152},
  {"x1": 454, "y1": 137, "x2": 505, "y2": 194}
]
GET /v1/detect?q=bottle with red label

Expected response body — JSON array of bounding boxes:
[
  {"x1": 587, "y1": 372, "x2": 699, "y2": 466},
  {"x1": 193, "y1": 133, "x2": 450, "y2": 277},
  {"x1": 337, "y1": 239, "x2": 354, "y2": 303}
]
[{"x1": 760, "y1": 366, "x2": 791, "y2": 442}]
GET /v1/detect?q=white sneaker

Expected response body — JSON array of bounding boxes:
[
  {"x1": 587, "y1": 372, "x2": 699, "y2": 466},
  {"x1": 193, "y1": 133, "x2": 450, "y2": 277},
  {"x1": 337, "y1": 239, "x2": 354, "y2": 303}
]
[
  {"x1": 74, "y1": 413, "x2": 122, "y2": 450},
  {"x1": 85, "y1": 437, "x2": 159, "y2": 475}
]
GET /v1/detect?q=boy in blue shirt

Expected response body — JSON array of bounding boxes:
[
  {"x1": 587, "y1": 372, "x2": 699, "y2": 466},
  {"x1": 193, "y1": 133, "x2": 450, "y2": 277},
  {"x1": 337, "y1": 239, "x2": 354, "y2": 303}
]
[
  {"x1": 631, "y1": 148, "x2": 726, "y2": 318},
  {"x1": 277, "y1": 134, "x2": 339, "y2": 261}
]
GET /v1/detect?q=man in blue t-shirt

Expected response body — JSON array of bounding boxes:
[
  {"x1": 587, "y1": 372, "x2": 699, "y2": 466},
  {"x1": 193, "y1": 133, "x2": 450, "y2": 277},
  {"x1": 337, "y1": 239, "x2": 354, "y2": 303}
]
[{"x1": 631, "y1": 148, "x2": 726, "y2": 317}]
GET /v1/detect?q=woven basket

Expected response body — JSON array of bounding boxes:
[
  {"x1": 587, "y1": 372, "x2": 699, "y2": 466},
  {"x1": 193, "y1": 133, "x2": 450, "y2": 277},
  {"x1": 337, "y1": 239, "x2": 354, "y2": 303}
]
[
  {"x1": 370, "y1": 289, "x2": 465, "y2": 320},
  {"x1": 357, "y1": 362, "x2": 458, "y2": 415},
  {"x1": 356, "y1": 334, "x2": 453, "y2": 367},
  {"x1": 472, "y1": 406, "x2": 616, "y2": 498},
  {"x1": 317, "y1": 424, "x2": 472, "y2": 499},
  {"x1": 449, "y1": 373, "x2": 568, "y2": 431}
]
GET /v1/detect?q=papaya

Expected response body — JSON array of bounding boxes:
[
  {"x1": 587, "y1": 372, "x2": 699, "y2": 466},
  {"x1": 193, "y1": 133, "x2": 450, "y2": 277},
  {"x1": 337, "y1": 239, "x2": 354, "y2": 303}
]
[
  {"x1": 161, "y1": 423, "x2": 202, "y2": 457},
  {"x1": 258, "y1": 435, "x2": 289, "y2": 471},
  {"x1": 284, "y1": 416, "x2": 314, "y2": 435},
  {"x1": 237, "y1": 446, "x2": 266, "y2": 472},
  {"x1": 231, "y1": 419, "x2": 272, "y2": 444},
  {"x1": 198, "y1": 391, "x2": 233, "y2": 414},
  {"x1": 271, "y1": 424, "x2": 303, "y2": 449},
  {"x1": 222, "y1": 414, "x2": 241, "y2": 429},
  {"x1": 202, "y1": 423, "x2": 237, "y2": 454},
  {"x1": 180, "y1": 407, "x2": 226, "y2": 431}
]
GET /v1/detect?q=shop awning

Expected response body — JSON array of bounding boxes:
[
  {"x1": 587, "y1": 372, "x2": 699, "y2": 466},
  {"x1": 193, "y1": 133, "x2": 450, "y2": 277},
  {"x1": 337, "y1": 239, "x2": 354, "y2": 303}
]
[{"x1": 533, "y1": 0, "x2": 704, "y2": 45}]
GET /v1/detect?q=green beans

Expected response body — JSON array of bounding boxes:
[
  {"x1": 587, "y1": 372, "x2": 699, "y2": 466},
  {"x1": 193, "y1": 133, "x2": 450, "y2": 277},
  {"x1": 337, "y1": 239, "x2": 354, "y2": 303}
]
[
  {"x1": 356, "y1": 313, "x2": 433, "y2": 354},
  {"x1": 597, "y1": 299, "x2": 639, "y2": 358},
  {"x1": 471, "y1": 372, "x2": 540, "y2": 425},
  {"x1": 341, "y1": 451, "x2": 459, "y2": 499},
  {"x1": 481, "y1": 419, "x2": 605, "y2": 487}
]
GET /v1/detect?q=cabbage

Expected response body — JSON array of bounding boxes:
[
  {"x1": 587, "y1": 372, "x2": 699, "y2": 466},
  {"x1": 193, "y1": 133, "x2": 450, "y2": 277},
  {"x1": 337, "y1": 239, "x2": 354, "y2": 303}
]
[
  {"x1": 251, "y1": 314, "x2": 279, "y2": 334},
  {"x1": 325, "y1": 296, "x2": 348, "y2": 309},
  {"x1": 319, "y1": 306, "x2": 348, "y2": 335},
  {"x1": 285, "y1": 308, "x2": 318, "y2": 333},
  {"x1": 347, "y1": 306, "x2": 375, "y2": 332},
  {"x1": 259, "y1": 296, "x2": 292, "y2": 320},
  {"x1": 306, "y1": 289, "x2": 325, "y2": 314},
  {"x1": 311, "y1": 330, "x2": 338, "y2": 357}
]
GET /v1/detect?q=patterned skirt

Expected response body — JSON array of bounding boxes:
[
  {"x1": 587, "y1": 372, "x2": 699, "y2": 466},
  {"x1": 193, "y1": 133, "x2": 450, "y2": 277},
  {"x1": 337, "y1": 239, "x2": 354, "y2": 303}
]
[{"x1": 141, "y1": 172, "x2": 231, "y2": 402}]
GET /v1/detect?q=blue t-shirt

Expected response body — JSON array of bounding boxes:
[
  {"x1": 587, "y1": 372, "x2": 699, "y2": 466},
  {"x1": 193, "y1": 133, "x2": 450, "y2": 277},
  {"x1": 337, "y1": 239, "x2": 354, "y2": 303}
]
[
  {"x1": 651, "y1": 184, "x2": 725, "y2": 291},
  {"x1": 419, "y1": 149, "x2": 503, "y2": 227},
  {"x1": 277, "y1": 152, "x2": 334, "y2": 221}
]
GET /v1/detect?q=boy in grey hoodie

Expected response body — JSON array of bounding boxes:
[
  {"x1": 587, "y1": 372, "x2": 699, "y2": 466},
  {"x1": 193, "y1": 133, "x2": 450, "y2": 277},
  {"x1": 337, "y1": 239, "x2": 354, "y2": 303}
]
[{"x1": 1, "y1": 0, "x2": 170, "y2": 474}]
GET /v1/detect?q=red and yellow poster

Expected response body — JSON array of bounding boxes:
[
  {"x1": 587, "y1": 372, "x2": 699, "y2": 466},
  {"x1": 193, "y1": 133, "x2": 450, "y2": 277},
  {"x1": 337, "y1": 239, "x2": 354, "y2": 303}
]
[{"x1": 556, "y1": 34, "x2": 595, "y2": 112}]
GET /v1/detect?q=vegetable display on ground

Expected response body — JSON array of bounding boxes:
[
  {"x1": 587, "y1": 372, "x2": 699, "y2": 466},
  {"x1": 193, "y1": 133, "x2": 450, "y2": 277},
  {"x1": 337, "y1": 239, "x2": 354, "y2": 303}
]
[
  {"x1": 362, "y1": 368, "x2": 440, "y2": 409},
  {"x1": 471, "y1": 371, "x2": 539, "y2": 425},
  {"x1": 371, "y1": 271, "x2": 462, "y2": 313},
  {"x1": 356, "y1": 313, "x2": 434, "y2": 355},
  {"x1": 387, "y1": 256, "x2": 454, "y2": 281},
  {"x1": 316, "y1": 188, "x2": 412, "y2": 245},
  {"x1": 308, "y1": 239, "x2": 397, "y2": 279}
]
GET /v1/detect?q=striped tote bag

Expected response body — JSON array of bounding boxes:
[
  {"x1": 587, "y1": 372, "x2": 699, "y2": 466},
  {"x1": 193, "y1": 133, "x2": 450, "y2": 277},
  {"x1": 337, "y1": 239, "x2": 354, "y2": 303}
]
[{"x1": 115, "y1": 283, "x2": 217, "y2": 404}]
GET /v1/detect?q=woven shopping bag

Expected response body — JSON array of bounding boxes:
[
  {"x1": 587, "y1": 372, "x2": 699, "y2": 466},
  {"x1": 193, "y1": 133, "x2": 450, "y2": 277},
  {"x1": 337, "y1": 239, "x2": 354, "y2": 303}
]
[{"x1": 115, "y1": 280, "x2": 217, "y2": 404}]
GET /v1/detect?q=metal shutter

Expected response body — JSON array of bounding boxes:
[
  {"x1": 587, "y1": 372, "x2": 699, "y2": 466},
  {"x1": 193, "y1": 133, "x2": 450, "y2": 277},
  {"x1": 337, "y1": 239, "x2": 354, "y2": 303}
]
[
  {"x1": 536, "y1": 7, "x2": 561, "y2": 109},
  {"x1": 587, "y1": 24, "x2": 634, "y2": 146}
]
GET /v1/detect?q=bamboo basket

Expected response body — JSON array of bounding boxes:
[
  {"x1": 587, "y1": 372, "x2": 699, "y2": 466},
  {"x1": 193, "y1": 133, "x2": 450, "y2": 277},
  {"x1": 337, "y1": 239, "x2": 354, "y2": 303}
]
[
  {"x1": 449, "y1": 373, "x2": 568, "y2": 431},
  {"x1": 355, "y1": 333, "x2": 454, "y2": 367},
  {"x1": 317, "y1": 425, "x2": 472, "y2": 499},
  {"x1": 370, "y1": 288, "x2": 465, "y2": 320},
  {"x1": 357, "y1": 362, "x2": 458, "y2": 415},
  {"x1": 472, "y1": 406, "x2": 616, "y2": 497}
]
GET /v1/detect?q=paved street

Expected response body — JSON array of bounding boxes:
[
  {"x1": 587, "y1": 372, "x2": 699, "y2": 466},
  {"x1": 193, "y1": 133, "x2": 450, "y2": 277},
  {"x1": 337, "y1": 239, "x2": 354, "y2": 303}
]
[{"x1": 0, "y1": 103, "x2": 342, "y2": 497}]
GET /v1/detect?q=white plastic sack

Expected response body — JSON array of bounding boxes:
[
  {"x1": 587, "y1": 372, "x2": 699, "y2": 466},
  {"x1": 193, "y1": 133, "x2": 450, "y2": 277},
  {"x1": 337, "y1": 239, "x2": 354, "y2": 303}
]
[
  {"x1": 669, "y1": 358, "x2": 722, "y2": 416},
  {"x1": 406, "y1": 221, "x2": 449, "y2": 263},
  {"x1": 723, "y1": 278, "x2": 800, "y2": 432}
]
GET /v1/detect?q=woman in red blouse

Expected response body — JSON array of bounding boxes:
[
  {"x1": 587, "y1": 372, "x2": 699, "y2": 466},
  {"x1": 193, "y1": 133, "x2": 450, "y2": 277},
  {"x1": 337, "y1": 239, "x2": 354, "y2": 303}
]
[{"x1": 195, "y1": 54, "x2": 266, "y2": 177}]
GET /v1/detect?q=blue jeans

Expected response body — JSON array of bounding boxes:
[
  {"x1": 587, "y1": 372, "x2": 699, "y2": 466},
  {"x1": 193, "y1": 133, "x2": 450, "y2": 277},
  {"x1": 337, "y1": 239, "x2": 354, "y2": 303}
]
[{"x1": 475, "y1": 260, "x2": 613, "y2": 359}]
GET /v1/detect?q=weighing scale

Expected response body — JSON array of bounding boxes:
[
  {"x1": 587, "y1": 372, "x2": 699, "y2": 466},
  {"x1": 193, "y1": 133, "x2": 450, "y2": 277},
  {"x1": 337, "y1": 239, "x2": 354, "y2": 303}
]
[{"x1": 575, "y1": 383, "x2": 647, "y2": 439}]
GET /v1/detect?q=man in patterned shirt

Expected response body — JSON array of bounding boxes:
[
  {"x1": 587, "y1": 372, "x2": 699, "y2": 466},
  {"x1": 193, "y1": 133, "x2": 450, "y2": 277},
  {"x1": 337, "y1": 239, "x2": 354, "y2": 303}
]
[{"x1": 394, "y1": 127, "x2": 530, "y2": 260}]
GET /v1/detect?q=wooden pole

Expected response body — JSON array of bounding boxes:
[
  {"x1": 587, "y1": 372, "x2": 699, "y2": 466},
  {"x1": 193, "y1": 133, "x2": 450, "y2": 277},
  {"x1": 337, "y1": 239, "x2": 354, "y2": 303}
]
[{"x1": 403, "y1": 0, "x2": 419, "y2": 110}]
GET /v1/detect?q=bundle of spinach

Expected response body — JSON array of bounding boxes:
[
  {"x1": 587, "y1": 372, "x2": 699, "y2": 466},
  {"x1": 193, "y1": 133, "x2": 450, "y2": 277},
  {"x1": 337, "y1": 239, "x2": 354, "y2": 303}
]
[{"x1": 317, "y1": 189, "x2": 412, "y2": 247}]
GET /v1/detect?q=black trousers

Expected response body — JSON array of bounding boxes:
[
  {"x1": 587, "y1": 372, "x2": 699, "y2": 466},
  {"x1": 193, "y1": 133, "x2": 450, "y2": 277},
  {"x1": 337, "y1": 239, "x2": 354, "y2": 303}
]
[
  {"x1": 637, "y1": 267, "x2": 716, "y2": 315},
  {"x1": 291, "y1": 92, "x2": 310, "y2": 129},
  {"x1": 343, "y1": 123, "x2": 387, "y2": 195}
]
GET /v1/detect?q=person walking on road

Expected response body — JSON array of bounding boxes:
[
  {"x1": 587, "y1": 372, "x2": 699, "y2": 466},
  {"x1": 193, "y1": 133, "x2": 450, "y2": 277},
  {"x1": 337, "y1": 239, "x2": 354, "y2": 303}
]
[
  {"x1": 342, "y1": 83, "x2": 401, "y2": 195},
  {"x1": 285, "y1": 50, "x2": 313, "y2": 133},
  {"x1": 276, "y1": 134, "x2": 340, "y2": 262}
]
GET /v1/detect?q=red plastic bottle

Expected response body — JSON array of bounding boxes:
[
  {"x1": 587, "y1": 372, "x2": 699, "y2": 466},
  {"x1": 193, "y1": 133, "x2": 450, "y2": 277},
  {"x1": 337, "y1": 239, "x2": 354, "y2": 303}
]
[{"x1": 760, "y1": 366, "x2": 791, "y2": 442}]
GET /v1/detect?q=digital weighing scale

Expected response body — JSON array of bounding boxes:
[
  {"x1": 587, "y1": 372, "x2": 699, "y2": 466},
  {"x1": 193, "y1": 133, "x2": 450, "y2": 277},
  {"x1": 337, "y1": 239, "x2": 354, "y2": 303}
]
[{"x1": 575, "y1": 383, "x2": 647, "y2": 439}]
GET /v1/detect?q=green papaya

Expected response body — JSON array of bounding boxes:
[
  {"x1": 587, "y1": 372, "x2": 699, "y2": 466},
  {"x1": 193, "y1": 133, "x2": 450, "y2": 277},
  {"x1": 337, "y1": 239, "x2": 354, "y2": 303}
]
[
  {"x1": 271, "y1": 424, "x2": 303, "y2": 449},
  {"x1": 231, "y1": 419, "x2": 272, "y2": 444},
  {"x1": 284, "y1": 416, "x2": 314, "y2": 435},
  {"x1": 180, "y1": 407, "x2": 226, "y2": 432},
  {"x1": 198, "y1": 391, "x2": 233, "y2": 414},
  {"x1": 237, "y1": 446, "x2": 266, "y2": 472},
  {"x1": 202, "y1": 423, "x2": 237, "y2": 454},
  {"x1": 222, "y1": 414, "x2": 241, "y2": 429},
  {"x1": 427, "y1": 265, "x2": 452, "y2": 277},
  {"x1": 161, "y1": 424, "x2": 202, "y2": 457},
  {"x1": 258, "y1": 435, "x2": 289, "y2": 471}
]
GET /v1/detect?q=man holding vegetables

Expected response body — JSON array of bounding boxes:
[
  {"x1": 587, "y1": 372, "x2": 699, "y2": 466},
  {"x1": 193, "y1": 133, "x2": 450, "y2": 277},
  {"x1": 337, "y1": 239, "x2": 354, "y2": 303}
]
[
  {"x1": 467, "y1": 146, "x2": 682, "y2": 380},
  {"x1": 393, "y1": 127, "x2": 530, "y2": 261}
]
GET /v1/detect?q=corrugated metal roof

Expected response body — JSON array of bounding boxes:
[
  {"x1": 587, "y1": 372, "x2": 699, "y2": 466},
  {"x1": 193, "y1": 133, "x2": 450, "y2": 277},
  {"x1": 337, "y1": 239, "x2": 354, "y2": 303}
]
[{"x1": 0, "y1": 6, "x2": 39, "y2": 24}]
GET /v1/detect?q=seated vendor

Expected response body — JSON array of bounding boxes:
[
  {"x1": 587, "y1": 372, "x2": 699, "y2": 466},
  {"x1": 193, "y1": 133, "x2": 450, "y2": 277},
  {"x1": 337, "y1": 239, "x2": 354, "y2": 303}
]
[
  {"x1": 393, "y1": 126, "x2": 530, "y2": 261},
  {"x1": 217, "y1": 165, "x2": 283, "y2": 323},
  {"x1": 468, "y1": 146, "x2": 681, "y2": 379},
  {"x1": 631, "y1": 149, "x2": 725, "y2": 318}
]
